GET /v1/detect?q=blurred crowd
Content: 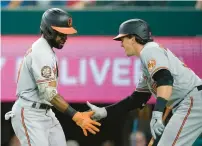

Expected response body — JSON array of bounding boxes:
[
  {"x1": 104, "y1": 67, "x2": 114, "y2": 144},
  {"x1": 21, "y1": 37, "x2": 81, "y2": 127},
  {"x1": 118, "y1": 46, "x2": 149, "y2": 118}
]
[
  {"x1": 1, "y1": 0, "x2": 202, "y2": 10},
  {"x1": 8, "y1": 131, "x2": 147, "y2": 146},
  {"x1": 6, "y1": 105, "x2": 202, "y2": 146},
  {"x1": 6, "y1": 105, "x2": 151, "y2": 146}
]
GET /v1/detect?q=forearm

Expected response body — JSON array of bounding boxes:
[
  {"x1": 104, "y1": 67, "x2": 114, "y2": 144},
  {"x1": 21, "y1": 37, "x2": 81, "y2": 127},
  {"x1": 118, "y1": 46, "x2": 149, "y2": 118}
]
[
  {"x1": 50, "y1": 94, "x2": 77, "y2": 117},
  {"x1": 106, "y1": 92, "x2": 151, "y2": 117},
  {"x1": 51, "y1": 95, "x2": 101, "y2": 137},
  {"x1": 50, "y1": 94, "x2": 70, "y2": 112}
]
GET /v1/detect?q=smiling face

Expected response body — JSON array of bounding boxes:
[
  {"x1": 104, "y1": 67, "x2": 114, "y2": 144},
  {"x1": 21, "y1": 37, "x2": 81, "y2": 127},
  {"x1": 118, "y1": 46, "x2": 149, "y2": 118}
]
[
  {"x1": 120, "y1": 35, "x2": 139, "y2": 57},
  {"x1": 55, "y1": 33, "x2": 68, "y2": 49}
]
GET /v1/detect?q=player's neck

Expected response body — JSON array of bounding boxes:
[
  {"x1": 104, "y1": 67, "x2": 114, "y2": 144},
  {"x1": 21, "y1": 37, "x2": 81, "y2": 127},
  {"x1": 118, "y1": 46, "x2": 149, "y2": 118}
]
[{"x1": 134, "y1": 44, "x2": 144, "y2": 57}]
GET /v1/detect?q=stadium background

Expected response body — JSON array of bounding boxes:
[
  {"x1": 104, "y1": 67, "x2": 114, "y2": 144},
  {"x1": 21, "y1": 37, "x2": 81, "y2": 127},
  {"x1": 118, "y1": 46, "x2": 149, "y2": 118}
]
[{"x1": 1, "y1": 1, "x2": 202, "y2": 146}]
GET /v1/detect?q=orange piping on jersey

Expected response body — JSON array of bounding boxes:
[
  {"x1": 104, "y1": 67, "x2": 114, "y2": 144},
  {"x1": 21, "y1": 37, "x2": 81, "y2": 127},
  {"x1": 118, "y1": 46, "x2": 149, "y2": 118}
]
[
  {"x1": 25, "y1": 48, "x2": 32, "y2": 57},
  {"x1": 36, "y1": 78, "x2": 56, "y2": 84},
  {"x1": 17, "y1": 60, "x2": 24, "y2": 83},
  {"x1": 151, "y1": 82, "x2": 157, "y2": 94},
  {"x1": 21, "y1": 108, "x2": 32, "y2": 146},
  {"x1": 151, "y1": 67, "x2": 169, "y2": 77},
  {"x1": 17, "y1": 48, "x2": 32, "y2": 83},
  {"x1": 172, "y1": 97, "x2": 193, "y2": 146},
  {"x1": 158, "y1": 43, "x2": 167, "y2": 51}
]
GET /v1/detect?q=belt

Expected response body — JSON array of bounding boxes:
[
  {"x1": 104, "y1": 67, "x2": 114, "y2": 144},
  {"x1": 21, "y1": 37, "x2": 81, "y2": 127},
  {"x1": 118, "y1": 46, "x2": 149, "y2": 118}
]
[
  {"x1": 31, "y1": 102, "x2": 51, "y2": 110},
  {"x1": 19, "y1": 97, "x2": 51, "y2": 110},
  {"x1": 197, "y1": 85, "x2": 202, "y2": 91}
]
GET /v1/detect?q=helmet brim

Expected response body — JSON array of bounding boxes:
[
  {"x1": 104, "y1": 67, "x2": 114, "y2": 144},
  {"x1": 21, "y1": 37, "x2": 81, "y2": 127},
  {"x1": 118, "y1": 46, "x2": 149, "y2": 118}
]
[
  {"x1": 51, "y1": 26, "x2": 77, "y2": 34},
  {"x1": 113, "y1": 34, "x2": 128, "y2": 41}
]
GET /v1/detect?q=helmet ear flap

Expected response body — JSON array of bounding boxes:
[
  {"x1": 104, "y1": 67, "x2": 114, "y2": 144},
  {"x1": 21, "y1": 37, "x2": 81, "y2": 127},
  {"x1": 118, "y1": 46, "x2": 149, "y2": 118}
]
[
  {"x1": 40, "y1": 21, "x2": 56, "y2": 40},
  {"x1": 44, "y1": 26, "x2": 56, "y2": 40},
  {"x1": 135, "y1": 37, "x2": 145, "y2": 45}
]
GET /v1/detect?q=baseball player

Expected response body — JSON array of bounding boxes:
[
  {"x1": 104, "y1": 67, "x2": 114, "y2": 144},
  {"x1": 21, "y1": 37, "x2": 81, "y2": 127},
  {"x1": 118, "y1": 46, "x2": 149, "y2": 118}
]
[
  {"x1": 87, "y1": 19, "x2": 202, "y2": 146},
  {"x1": 4, "y1": 8, "x2": 101, "y2": 146}
]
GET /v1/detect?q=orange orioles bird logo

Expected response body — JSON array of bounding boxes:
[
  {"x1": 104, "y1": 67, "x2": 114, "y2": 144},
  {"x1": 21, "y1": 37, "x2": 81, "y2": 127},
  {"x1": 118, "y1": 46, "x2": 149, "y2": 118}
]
[
  {"x1": 68, "y1": 18, "x2": 72, "y2": 27},
  {"x1": 147, "y1": 59, "x2": 156, "y2": 72}
]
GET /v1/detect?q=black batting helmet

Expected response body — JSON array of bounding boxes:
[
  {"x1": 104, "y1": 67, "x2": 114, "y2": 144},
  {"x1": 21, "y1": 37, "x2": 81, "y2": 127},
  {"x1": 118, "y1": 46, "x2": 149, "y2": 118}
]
[
  {"x1": 113, "y1": 19, "x2": 152, "y2": 42},
  {"x1": 40, "y1": 8, "x2": 77, "y2": 39}
]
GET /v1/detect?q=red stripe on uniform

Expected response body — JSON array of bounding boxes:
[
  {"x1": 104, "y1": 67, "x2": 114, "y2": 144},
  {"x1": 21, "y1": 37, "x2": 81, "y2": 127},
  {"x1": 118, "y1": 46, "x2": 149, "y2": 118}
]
[
  {"x1": 21, "y1": 108, "x2": 32, "y2": 146},
  {"x1": 172, "y1": 97, "x2": 193, "y2": 146}
]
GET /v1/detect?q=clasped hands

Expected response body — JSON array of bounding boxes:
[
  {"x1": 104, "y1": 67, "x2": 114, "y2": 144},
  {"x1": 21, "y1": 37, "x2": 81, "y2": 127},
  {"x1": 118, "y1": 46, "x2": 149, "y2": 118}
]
[
  {"x1": 72, "y1": 101, "x2": 108, "y2": 136},
  {"x1": 72, "y1": 111, "x2": 101, "y2": 136}
]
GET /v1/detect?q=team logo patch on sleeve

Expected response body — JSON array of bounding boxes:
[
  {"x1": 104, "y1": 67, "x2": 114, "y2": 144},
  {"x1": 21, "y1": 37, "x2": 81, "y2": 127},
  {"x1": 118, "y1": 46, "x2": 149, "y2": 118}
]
[
  {"x1": 147, "y1": 59, "x2": 156, "y2": 72},
  {"x1": 41, "y1": 66, "x2": 52, "y2": 78}
]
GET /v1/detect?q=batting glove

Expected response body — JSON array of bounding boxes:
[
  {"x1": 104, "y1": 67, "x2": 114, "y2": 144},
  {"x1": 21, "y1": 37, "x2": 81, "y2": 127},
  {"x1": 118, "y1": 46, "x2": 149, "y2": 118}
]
[
  {"x1": 87, "y1": 101, "x2": 107, "y2": 121},
  {"x1": 150, "y1": 111, "x2": 165, "y2": 139},
  {"x1": 72, "y1": 111, "x2": 101, "y2": 136}
]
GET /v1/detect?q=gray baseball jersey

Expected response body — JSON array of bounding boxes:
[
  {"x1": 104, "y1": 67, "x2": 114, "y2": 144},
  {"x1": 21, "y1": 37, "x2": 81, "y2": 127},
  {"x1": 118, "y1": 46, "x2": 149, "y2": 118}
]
[
  {"x1": 16, "y1": 37, "x2": 58, "y2": 105},
  {"x1": 136, "y1": 42, "x2": 202, "y2": 107},
  {"x1": 9, "y1": 37, "x2": 67, "y2": 146},
  {"x1": 136, "y1": 42, "x2": 202, "y2": 146}
]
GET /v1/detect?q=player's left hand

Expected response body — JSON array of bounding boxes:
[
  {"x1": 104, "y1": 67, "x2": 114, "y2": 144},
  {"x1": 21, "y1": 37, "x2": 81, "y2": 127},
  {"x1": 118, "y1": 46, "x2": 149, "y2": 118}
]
[{"x1": 150, "y1": 111, "x2": 165, "y2": 139}]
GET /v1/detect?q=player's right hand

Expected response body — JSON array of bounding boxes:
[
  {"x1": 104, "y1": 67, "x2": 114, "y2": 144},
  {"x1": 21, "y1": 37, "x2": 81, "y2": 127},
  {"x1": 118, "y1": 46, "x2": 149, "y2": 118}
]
[{"x1": 72, "y1": 111, "x2": 101, "y2": 136}]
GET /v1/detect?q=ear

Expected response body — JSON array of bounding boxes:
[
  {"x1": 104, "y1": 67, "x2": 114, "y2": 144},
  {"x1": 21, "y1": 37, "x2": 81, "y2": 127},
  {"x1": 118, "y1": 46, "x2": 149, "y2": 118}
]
[{"x1": 131, "y1": 36, "x2": 137, "y2": 44}]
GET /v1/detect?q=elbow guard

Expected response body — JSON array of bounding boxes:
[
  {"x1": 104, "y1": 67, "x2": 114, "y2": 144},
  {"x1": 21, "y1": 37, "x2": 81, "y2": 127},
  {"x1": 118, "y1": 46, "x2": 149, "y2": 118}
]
[
  {"x1": 152, "y1": 69, "x2": 174, "y2": 87},
  {"x1": 38, "y1": 82, "x2": 58, "y2": 102}
]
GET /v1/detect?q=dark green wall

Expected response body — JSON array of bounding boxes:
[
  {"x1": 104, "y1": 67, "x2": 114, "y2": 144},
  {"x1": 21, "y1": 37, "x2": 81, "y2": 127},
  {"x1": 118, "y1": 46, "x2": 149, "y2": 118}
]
[{"x1": 2, "y1": 9, "x2": 202, "y2": 36}]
